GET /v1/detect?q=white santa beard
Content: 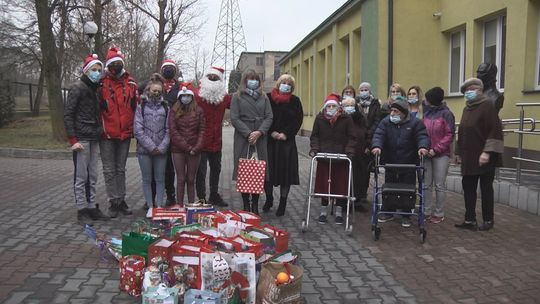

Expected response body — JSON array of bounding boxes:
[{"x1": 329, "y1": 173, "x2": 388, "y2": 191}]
[{"x1": 199, "y1": 77, "x2": 226, "y2": 104}]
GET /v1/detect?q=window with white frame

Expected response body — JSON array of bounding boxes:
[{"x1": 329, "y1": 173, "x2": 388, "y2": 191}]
[
  {"x1": 449, "y1": 30, "x2": 465, "y2": 94},
  {"x1": 483, "y1": 15, "x2": 506, "y2": 89}
]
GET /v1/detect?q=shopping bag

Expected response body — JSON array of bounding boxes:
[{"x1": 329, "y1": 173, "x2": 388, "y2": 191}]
[
  {"x1": 184, "y1": 289, "x2": 222, "y2": 304},
  {"x1": 142, "y1": 283, "x2": 179, "y2": 304},
  {"x1": 256, "y1": 262, "x2": 303, "y2": 304},
  {"x1": 236, "y1": 146, "x2": 266, "y2": 194},
  {"x1": 262, "y1": 225, "x2": 289, "y2": 253},
  {"x1": 148, "y1": 238, "x2": 175, "y2": 264},
  {"x1": 122, "y1": 232, "x2": 158, "y2": 262},
  {"x1": 119, "y1": 255, "x2": 146, "y2": 297},
  {"x1": 235, "y1": 210, "x2": 261, "y2": 227},
  {"x1": 240, "y1": 227, "x2": 275, "y2": 254}
]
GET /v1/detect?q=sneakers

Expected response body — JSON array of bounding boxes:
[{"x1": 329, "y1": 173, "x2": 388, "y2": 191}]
[
  {"x1": 108, "y1": 202, "x2": 119, "y2": 218},
  {"x1": 87, "y1": 208, "x2": 110, "y2": 221},
  {"x1": 118, "y1": 200, "x2": 133, "y2": 215},
  {"x1": 318, "y1": 214, "x2": 328, "y2": 224},
  {"x1": 209, "y1": 193, "x2": 228, "y2": 207},
  {"x1": 429, "y1": 216, "x2": 445, "y2": 224},
  {"x1": 401, "y1": 217, "x2": 412, "y2": 228},
  {"x1": 377, "y1": 214, "x2": 394, "y2": 223},
  {"x1": 478, "y1": 221, "x2": 494, "y2": 231},
  {"x1": 77, "y1": 208, "x2": 93, "y2": 222},
  {"x1": 335, "y1": 216, "x2": 344, "y2": 225},
  {"x1": 455, "y1": 221, "x2": 478, "y2": 231}
]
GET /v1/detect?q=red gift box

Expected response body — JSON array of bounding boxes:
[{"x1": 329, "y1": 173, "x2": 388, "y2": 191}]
[
  {"x1": 151, "y1": 207, "x2": 186, "y2": 222},
  {"x1": 263, "y1": 224, "x2": 289, "y2": 253},
  {"x1": 119, "y1": 255, "x2": 145, "y2": 297},
  {"x1": 148, "y1": 238, "x2": 175, "y2": 265},
  {"x1": 175, "y1": 231, "x2": 210, "y2": 243},
  {"x1": 236, "y1": 210, "x2": 261, "y2": 227}
]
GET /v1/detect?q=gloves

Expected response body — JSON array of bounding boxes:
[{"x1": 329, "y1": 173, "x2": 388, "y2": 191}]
[
  {"x1": 309, "y1": 150, "x2": 317, "y2": 157},
  {"x1": 100, "y1": 100, "x2": 108, "y2": 112}
]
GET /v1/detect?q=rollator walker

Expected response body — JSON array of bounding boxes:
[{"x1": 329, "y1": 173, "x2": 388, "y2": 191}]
[{"x1": 301, "y1": 153, "x2": 355, "y2": 234}]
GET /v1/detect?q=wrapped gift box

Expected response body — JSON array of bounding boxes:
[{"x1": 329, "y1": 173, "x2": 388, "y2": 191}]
[{"x1": 119, "y1": 255, "x2": 146, "y2": 297}]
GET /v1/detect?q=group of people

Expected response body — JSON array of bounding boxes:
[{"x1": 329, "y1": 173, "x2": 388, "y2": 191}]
[{"x1": 65, "y1": 46, "x2": 504, "y2": 232}]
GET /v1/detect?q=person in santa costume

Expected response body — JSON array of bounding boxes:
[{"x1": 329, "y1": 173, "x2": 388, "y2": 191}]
[
  {"x1": 98, "y1": 46, "x2": 139, "y2": 218},
  {"x1": 64, "y1": 54, "x2": 109, "y2": 222},
  {"x1": 194, "y1": 66, "x2": 232, "y2": 207}
]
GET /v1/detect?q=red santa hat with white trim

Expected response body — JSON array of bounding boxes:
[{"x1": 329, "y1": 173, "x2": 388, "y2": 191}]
[
  {"x1": 105, "y1": 47, "x2": 125, "y2": 67},
  {"x1": 205, "y1": 66, "x2": 225, "y2": 80},
  {"x1": 161, "y1": 59, "x2": 177, "y2": 71},
  {"x1": 323, "y1": 93, "x2": 340, "y2": 107},
  {"x1": 82, "y1": 54, "x2": 102, "y2": 73}
]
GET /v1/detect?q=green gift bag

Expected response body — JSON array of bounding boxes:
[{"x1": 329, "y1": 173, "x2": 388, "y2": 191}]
[{"x1": 121, "y1": 232, "x2": 157, "y2": 262}]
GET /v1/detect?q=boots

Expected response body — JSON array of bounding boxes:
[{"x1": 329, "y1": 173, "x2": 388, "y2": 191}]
[
  {"x1": 108, "y1": 200, "x2": 120, "y2": 218},
  {"x1": 275, "y1": 197, "x2": 287, "y2": 217},
  {"x1": 118, "y1": 200, "x2": 133, "y2": 215},
  {"x1": 251, "y1": 200, "x2": 259, "y2": 215},
  {"x1": 262, "y1": 194, "x2": 273, "y2": 212}
]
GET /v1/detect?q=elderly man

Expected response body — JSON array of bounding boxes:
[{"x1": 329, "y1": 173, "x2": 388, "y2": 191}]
[{"x1": 371, "y1": 98, "x2": 430, "y2": 227}]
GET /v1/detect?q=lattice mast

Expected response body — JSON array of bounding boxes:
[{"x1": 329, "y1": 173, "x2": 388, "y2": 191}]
[{"x1": 211, "y1": 0, "x2": 247, "y2": 82}]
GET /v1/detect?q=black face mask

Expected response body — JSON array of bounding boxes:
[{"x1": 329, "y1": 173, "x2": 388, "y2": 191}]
[
  {"x1": 108, "y1": 64, "x2": 124, "y2": 76},
  {"x1": 162, "y1": 68, "x2": 176, "y2": 80}
]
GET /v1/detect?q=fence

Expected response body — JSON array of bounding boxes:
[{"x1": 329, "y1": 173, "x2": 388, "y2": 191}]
[
  {"x1": 513, "y1": 102, "x2": 540, "y2": 184},
  {"x1": 10, "y1": 81, "x2": 69, "y2": 112}
]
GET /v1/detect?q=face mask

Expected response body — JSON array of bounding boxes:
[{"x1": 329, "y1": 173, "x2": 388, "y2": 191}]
[
  {"x1": 464, "y1": 90, "x2": 477, "y2": 101},
  {"x1": 151, "y1": 91, "x2": 162, "y2": 99},
  {"x1": 343, "y1": 106, "x2": 355, "y2": 114},
  {"x1": 326, "y1": 108, "x2": 337, "y2": 117},
  {"x1": 246, "y1": 79, "x2": 259, "y2": 90},
  {"x1": 407, "y1": 97, "x2": 418, "y2": 104},
  {"x1": 390, "y1": 114, "x2": 401, "y2": 124},
  {"x1": 87, "y1": 70, "x2": 101, "y2": 83},
  {"x1": 162, "y1": 68, "x2": 175, "y2": 80},
  {"x1": 342, "y1": 94, "x2": 353, "y2": 99},
  {"x1": 108, "y1": 64, "x2": 124, "y2": 76},
  {"x1": 359, "y1": 91, "x2": 369, "y2": 99},
  {"x1": 279, "y1": 83, "x2": 291, "y2": 94},
  {"x1": 180, "y1": 95, "x2": 192, "y2": 105}
]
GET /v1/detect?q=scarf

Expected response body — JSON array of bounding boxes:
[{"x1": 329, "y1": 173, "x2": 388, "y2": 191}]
[
  {"x1": 323, "y1": 108, "x2": 342, "y2": 126},
  {"x1": 163, "y1": 79, "x2": 176, "y2": 93},
  {"x1": 245, "y1": 88, "x2": 260, "y2": 100},
  {"x1": 270, "y1": 88, "x2": 292, "y2": 104}
]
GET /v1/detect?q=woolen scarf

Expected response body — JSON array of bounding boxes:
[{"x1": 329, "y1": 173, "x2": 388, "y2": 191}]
[{"x1": 270, "y1": 88, "x2": 292, "y2": 104}]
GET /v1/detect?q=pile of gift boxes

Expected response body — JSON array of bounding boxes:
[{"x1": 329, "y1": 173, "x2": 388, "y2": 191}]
[{"x1": 97, "y1": 206, "x2": 302, "y2": 304}]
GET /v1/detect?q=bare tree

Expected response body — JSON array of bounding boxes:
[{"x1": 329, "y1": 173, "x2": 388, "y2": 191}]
[{"x1": 179, "y1": 43, "x2": 210, "y2": 85}]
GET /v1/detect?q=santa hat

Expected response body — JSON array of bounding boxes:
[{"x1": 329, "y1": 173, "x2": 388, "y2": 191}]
[
  {"x1": 323, "y1": 93, "x2": 340, "y2": 107},
  {"x1": 205, "y1": 66, "x2": 225, "y2": 79},
  {"x1": 177, "y1": 86, "x2": 194, "y2": 98},
  {"x1": 161, "y1": 59, "x2": 177, "y2": 70},
  {"x1": 105, "y1": 47, "x2": 125, "y2": 67},
  {"x1": 82, "y1": 54, "x2": 102, "y2": 74}
]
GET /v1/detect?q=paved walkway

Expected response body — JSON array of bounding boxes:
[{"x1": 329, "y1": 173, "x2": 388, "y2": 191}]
[{"x1": 0, "y1": 126, "x2": 539, "y2": 303}]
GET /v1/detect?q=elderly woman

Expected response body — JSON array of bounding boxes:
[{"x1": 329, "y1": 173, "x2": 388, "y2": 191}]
[
  {"x1": 263, "y1": 74, "x2": 304, "y2": 216},
  {"x1": 230, "y1": 69, "x2": 273, "y2": 214},
  {"x1": 455, "y1": 78, "x2": 503, "y2": 231}
]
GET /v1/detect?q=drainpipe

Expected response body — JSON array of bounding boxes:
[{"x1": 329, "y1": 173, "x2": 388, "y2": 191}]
[{"x1": 387, "y1": 0, "x2": 394, "y2": 87}]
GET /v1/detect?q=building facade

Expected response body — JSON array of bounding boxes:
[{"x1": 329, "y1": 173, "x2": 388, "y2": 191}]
[
  {"x1": 280, "y1": 0, "x2": 540, "y2": 166},
  {"x1": 236, "y1": 51, "x2": 288, "y2": 93}
]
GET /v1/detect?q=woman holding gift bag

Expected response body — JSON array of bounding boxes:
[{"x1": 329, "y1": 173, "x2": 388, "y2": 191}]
[{"x1": 230, "y1": 69, "x2": 273, "y2": 214}]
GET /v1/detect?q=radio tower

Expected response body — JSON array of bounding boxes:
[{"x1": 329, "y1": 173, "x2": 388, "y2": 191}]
[{"x1": 211, "y1": 0, "x2": 247, "y2": 82}]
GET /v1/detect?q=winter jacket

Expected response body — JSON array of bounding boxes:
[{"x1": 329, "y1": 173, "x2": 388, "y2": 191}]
[
  {"x1": 456, "y1": 94, "x2": 504, "y2": 176},
  {"x1": 195, "y1": 89, "x2": 232, "y2": 152},
  {"x1": 99, "y1": 72, "x2": 139, "y2": 140},
  {"x1": 423, "y1": 103, "x2": 455, "y2": 157},
  {"x1": 348, "y1": 107, "x2": 369, "y2": 156},
  {"x1": 371, "y1": 115, "x2": 430, "y2": 165},
  {"x1": 64, "y1": 75, "x2": 103, "y2": 144},
  {"x1": 163, "y1": 80, "x2": 181, "y2": 106},
  {"x1": 168, "y1": 104, "x2": 206, "y2": 154},
  {"x1": 310, "y1": 112, "x2": 357, "y2": 157},
  {"x1": 356, "y1": 95, "x2": 382, "y2": 146},
  {"x1": 133, "y1": 97, "x2": 170, "y2": 155}
]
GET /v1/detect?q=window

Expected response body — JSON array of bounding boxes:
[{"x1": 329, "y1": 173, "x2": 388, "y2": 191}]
[
  {"x1": 483, "y1": 15, "x2": 506, "y2": 89},
  {"x1": 449, "y1": 30, "x2": 465, "y2": 94},
  {"x1": 256, "y1": 57, "x2": 263, "y2": 66},
  {"x1": 536, "y1": 10, "x2": 540, "y2": 88}
]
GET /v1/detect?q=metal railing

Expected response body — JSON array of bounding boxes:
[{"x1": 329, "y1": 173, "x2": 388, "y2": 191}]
[{"x1": 513, "y1": 102, "x2": 540, "y2": 184}]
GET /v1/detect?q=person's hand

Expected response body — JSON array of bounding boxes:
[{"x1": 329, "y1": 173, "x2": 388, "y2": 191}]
[
  {"x1": 151, "y1": 148, "x2": 160, "y2": 155},
  {"x1": 454, "y1": 155, "x2": 462, "y2": 164},
  {"x1": 428, "y1": 149, "x2": 436, "y2": 157},
  {"x1": 71, "y1": 143, "x2": 84, "y2": 151},
  {"x1": 371, "y1": 148, "x2": 381, "y2": 156},
  {"x1": 418, "y1": 148, "x2": 429, "y2": 157},
  {"x1": 364, "y1": 148, "x2": 371, "y2": 155},
  {"x1": 278, "y1": 133, "x2": 287, "y2": 141},
  {"x1": 309, "y1": 150, "x2": 317, "y2": 157},
  {"x1": 479, "y1": 152, "x2": 490, "y2": 166},
  {"x1": 190, "y1": 150, "x2": 196, "y2": 155},
  {"x1": 271, "y1": 131, "x2": 280, "y2": 139},
  {"x1": 248, "y1": 131, "x2": 262, "y2": 145}
]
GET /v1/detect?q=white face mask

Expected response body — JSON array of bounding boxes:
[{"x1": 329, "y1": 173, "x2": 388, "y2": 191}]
[{"x1": 180, "y1": 95, "x2": 192, "y2": 105}]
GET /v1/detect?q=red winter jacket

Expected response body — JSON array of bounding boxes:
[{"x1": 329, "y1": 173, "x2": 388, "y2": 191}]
[
  {"x1": 99, "y1": 72, "x2": 139, "y2": 140},
  {"x1": 168, "y1": 105, "x2": 206, "y2": 154},
  {"x1": 195, "y1": 89, "x2": 231, "y2": 152}
]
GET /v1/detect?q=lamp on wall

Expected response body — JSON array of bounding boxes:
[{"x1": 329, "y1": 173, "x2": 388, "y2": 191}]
[{"x1": 433, "y1": 12, "x2": 442, "y2": 19}]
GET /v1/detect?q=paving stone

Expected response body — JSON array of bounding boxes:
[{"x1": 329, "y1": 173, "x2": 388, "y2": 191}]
[{"x1": 3, "y1": 291, "x2": 33, "y2": 304}]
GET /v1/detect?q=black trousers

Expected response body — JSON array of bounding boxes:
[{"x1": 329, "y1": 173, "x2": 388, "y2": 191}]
[
  {"x1": 352, "y1": 154, "x2": 371, "y2": 200},
  {"x1": 196, "y1": 151, "x2": 222, "y2": 199},
  {"x1": 462, "y1": 169, "x2": 495, "y2": 222}
]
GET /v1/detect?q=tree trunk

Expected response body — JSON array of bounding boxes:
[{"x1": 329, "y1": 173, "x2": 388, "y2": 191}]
[
  {"x1": 93, "y1": 0, "x2": 104, "y2": 58},
  {"x1": 32, "y1": 69, "x2": 45, "y2": 117},
  {"x1": 34, "y1": 0, "x2": 66, "y2": 141},
  {"x1": 155, "y1": 0, "x2": 167, "y2": 72}
]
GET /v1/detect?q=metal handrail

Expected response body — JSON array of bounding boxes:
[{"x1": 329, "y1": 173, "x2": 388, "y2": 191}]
[
  {"x1": 515, "y1": 103, "x2": 540, "y2": 185},
  {"x1": 455, "y1": 118, "x2": 536, "y2": 133}
]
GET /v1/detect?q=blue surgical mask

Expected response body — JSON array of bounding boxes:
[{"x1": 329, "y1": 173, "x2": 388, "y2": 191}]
[
  {"x1": 342, "y1": 94, "x2": 353, "y2": 99},
  {"x1": 359, "y1": 91, "x2": 369, "y2": 99},
  {"x1": 390, "y1": 115, "x2": 401, "y2": 124},
  {"x1": 326, "y1": 108, "x2": 337, "y2": 117},
  {"x1": 180, "y1": 95, "x2": 192, "y2": 105},
  {"x1": 391, "y1": 95, "x2": 400, "y2": 101},
  {"x1": 464, "y1": 90, "x2": 477, "y2": 101},
  {"x1": 407, "y1": 98, "x2": 418, "y2": 104},
  {"x1": 247, "y1": 79, "x2": 259, "y2": 90},
  {"x1": 343, "y1": 106, "x2": 355, "y2": 114},
  {"x1": 88, "y1": 70, "x2": 101, "y2": 83},
  {"x1": 279, "y1": 83, "x2": 291, "y2": 94}
]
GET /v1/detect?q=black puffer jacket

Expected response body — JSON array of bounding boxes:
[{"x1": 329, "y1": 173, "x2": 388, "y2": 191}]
[{"x1": 64, "y1": 75, "x2": 102, "y2": 144}]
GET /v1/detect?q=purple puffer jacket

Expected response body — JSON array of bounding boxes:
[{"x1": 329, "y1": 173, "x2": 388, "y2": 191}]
[
  {"x1": 423, "y1": 103, "x2": 455, "y2": 157},
  {"x1": 133, "y1": 97, "x2": 170, "y2": 155}
]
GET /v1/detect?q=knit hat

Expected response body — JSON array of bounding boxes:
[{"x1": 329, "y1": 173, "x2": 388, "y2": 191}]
[
  {"x1": 358, "y1": 82, "x2": 371, "y2": 91},
  {"x1": 177, "y1": 86, "x2": 194, "y2": 98},
  {"x1": 390, "y1": 99, "x2": 409, "y2": 115},
  {"x1": 460, "y1": 77, "x2": 483, "y2": 94},
  {"x1": 105, "y1": 47, "x2": 125, "y2": 67},
  {"x1": 161, "y1": 59, "x2": 177, "y2": 71},
  {"x1": 82, "y1": 54, "x2": 102, "y2": 74},
  {"x1": 205, "y1": 66, "x2": 225, "y2": 80},
  {"x1": 425, "y1": 86, "x2": 444, "y2": 106},
  {"x1": 323, "y1": 93, "x2": 340, "y2": 107}
]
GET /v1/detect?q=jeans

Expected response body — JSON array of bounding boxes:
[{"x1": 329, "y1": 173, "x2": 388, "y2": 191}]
[
  {"x1": 172, "y1": 152, "x2": 201, "y2": 205},
  {"x1": 72, "y1": 140, "x2": 99, "y2": 210},
  {"x1": 99, "y1": 138, "x2": 131, "y2": 203},
  {"x1": 196, "y1": 151, "x2": 222, "y2": 199},
  {"x1": 462, "y1": 169, "x2": 495, "y2": 222},
  {"x1": 151, "y1": 149, "x2": 176, "y2": 201},
  {"x1": 138, "y1": 153, "x2": 167, "y2": 207},
  {"x1": 424, "y1": 155, "x2": 449, "y2": 217}
]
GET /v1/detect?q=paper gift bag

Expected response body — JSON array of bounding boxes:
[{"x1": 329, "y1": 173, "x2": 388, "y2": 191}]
[
  {"x1": 119, "y1": 255, "x2": 146, "y2": 297},
  {"x1": 262, "y1": 224, "x2": 289, "y2": 253},
  {"x1": 142, "y1": 284, "x2": 179, "y2": 304},
  {"x1": 235, "y1": 210, "x2": 261, "y2": 227},
  {"x1": 148, "y1": 238, "x2": 175, "y2": 264},
  {"x1": 170, "y1": 223, "x2": 202, "y2": 238},
  {"x1": 230, "y1": 235, "x2": 263, "y2": 258},
  {"x1": 170, "y1": 240, "x2": 214, "y2": 289},
  {"x1": 240, "y1": 228, "x2": 275, "y2": 254},
  {"x1": 122, "y1": 232, "x2": 158, "y2": 262},
  {"x1": 236, "y1": 149, "x2": 266, "y2": 194},
  {"x1": 217, "y1": 210, "x2": 242, "y2": 222},
  {"x1": 256, "y1": 262, "x2": 303, "y2": 304},
  {"x1": 151, "y1": 208, "x2": 186, "y2": 222},
  {"x1": 186, "y1": 207, "x2": 216, "y2": 224},
  {"x1": 184, "y1": 289, "x2": 222, "y2": 304},
  {"x1": 217, "y1": 220, "x2": 253, "y2": 238}
]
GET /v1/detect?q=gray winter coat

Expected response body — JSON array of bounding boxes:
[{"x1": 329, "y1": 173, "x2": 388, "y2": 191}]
[
  {"x1": 230, "y1": 91, "x2": 273, "y2": 180},
  {"x1": 133, "y1": 96, "x2": 170, "y2": 155}
]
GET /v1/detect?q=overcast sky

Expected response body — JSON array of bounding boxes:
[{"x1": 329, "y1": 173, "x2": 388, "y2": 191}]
[{"x1": 198, "y1": 0, "x2": 348, "y2": 54}]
